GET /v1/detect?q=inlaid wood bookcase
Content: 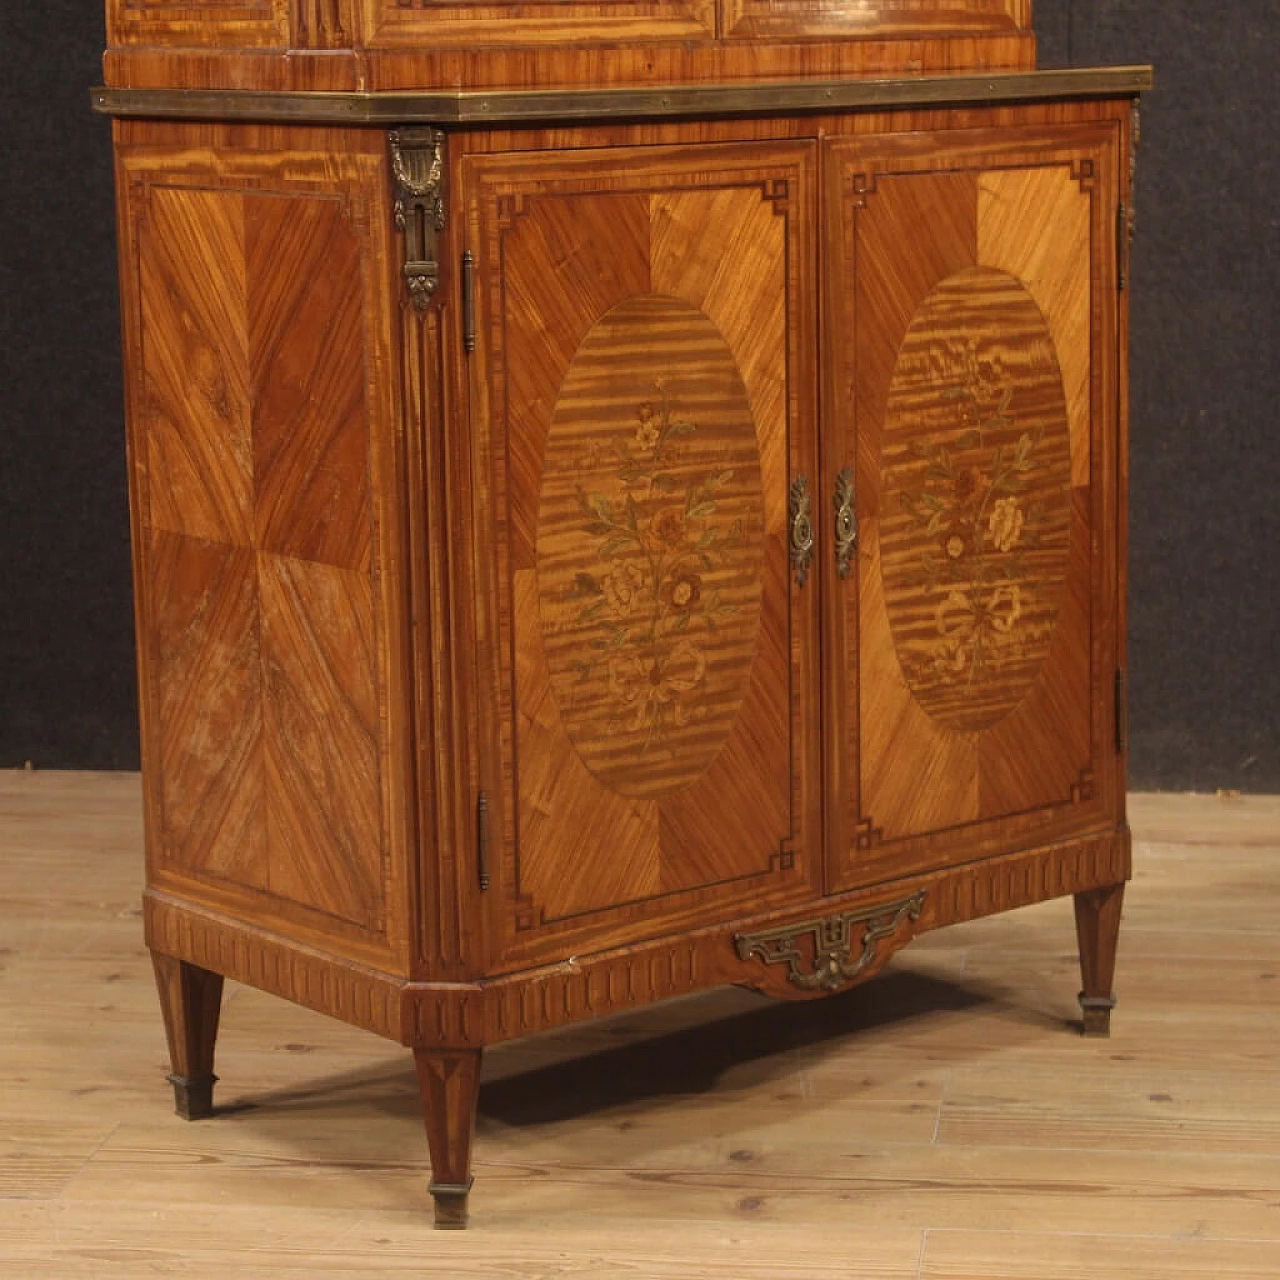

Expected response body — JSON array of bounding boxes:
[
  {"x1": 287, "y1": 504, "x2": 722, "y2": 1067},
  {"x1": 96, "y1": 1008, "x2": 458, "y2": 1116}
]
[{"x1": 95, "y1": 0, "x2": 1149, "y2": 1228}]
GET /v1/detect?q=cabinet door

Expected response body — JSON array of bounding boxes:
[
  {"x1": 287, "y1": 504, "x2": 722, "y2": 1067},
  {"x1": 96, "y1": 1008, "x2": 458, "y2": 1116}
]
[
  {"x1": 825, "y1": 121, "x2": 1123, "y2": 890},
  {"x1": 465, "y1": 142, "x2": 820, "y2": 971}
]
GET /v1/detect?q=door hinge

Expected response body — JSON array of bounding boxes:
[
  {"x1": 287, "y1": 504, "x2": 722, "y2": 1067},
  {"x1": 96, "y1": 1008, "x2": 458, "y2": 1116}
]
[
  {"x1": 1116, "y1": 201, "x2": 1129, "y2": 292},
  {"x1": 476, "y1": 791, "x2": 491, "y2": 892},
  {"x1": 461, "y1": 250, "x2": 476, "y2": 354},
  {"x1": 390, "y1": 126, "x2": 445, "y2": 312},
  {"x1": 1115, "y1": 669, "x2": 1128, "y2": 754}
]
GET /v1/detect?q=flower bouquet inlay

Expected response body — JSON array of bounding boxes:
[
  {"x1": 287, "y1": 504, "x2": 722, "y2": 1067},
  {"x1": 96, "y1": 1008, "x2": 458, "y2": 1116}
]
[
  {"x1": 878, "y1": 268, "x2": 1074, "y2": 734},
  {"x1": 535, "y1": 294, "x2": 766, "y2": 798}
]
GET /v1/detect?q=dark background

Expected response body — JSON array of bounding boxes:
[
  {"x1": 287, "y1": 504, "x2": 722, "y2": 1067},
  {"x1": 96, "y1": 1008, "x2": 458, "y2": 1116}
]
[{"x1": 1, "y1": 2, "x2": 1276, "y2": 789}]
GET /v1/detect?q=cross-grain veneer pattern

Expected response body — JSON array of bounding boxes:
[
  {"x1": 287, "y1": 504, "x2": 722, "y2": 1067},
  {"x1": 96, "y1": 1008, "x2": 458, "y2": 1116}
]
[{"x1": 117, "y1": 131, "x2": 415, "y2": 969}]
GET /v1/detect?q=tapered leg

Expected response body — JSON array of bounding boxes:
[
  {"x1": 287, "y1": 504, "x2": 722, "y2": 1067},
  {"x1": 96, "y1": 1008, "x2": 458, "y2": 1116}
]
[
  {"x1": 1074, "y1": 882, "x2": 1125, "y2": 1038},
  {"x1": 152, "y1": 952, "x2": 224, "y2": 1119},
  {"x1": 414, "y1": 1048, "x2": 482, "y2": 1229}
]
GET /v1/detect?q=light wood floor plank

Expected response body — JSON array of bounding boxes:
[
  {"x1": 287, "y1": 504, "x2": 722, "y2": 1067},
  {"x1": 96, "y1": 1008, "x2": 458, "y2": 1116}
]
[
  {"x1": 3, "y1": 772, "x2": 1279, "y2": 1276},
  {"x1": 0, "y1": 1202, "x2": 924, "y2": 1279},
  {"x1": 921, "y1": 1229, "x2": 1280, "y2": 1279}
]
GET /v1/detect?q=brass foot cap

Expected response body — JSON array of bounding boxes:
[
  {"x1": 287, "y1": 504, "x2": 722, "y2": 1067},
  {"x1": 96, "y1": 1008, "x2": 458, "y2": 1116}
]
[
  {"x1": 430, "y1": 1179, "x2": 473, "y2": 1230},
  {"x1": 1078, "y1": 992, "x2": 1117, "y2": 1038},
  {"x1": 168, "y1": 1072, "x2": 217, "y2": 1120}
]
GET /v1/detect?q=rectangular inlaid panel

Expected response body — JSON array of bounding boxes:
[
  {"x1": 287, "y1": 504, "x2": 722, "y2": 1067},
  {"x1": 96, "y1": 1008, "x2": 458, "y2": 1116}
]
[
  {"x1": 465, "y1": 142, "x2": 821, "y2": 970},
  {"x1": 119, "y1": 134, "x2": 409, "y2": 962},
  {"x1": 824, "y1": 121, "x2": 1121, "y2": 889},
  {"x1": 723, "y1": 0, "x2": 1029, "y2": 40},
  {"x1": 108, "y1": 0, "x2": 290, "y2": 46},
  {"x1": 360, "y1": 0, "x2": 714, "y2": 48}
]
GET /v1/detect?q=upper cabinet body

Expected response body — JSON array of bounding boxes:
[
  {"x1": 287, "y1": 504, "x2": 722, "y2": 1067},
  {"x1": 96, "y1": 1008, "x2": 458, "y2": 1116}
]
[{"x1": 103, "y1": 0, "x2": 1036, "y2": 91}]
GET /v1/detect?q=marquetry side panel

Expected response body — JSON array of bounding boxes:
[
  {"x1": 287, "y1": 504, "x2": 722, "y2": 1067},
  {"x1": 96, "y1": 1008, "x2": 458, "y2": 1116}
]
[
  {"x1": 825, "y1": 120, "x2": 1121, "y2": 890},
  {"x1": 116, "y1": 125, "x2": 412, "y2": 971},
  {"x1": 464, "y1": 141, "x2": 821, "y2": 972}
]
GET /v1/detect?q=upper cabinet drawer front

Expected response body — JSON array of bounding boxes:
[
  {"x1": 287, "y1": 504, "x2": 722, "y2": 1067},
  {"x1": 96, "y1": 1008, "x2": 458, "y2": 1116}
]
[
  {"x1": 107, "y1": 0, "x2": 291, "y2": 46},
  {"x1": 359, "y1": 0, "x2": 715, "y2": 47},
  {"x1": 722, "y1": 0, "x2": 1030, "y2": 40}
]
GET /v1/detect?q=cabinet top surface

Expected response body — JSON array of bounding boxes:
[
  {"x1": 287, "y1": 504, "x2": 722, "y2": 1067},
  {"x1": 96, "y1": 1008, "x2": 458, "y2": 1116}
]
[{"x1": 93, "y1": 66, "x2": 1151, "y2": 125}]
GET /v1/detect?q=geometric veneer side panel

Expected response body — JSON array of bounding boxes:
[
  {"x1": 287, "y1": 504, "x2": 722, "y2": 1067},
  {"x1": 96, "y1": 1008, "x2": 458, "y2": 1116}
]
[
  {"x1": 119, "y1": 127, "x2": 412, "y2": 970},
  {"x1": 148, "y1": 531, "x2": 267, "y2": 891},
  {"x1": 261, "y1": 553, "x2": 382, "y2": 930},
  {"x1": 248, "y1": 192, "x2": 371, "y2": 574}
]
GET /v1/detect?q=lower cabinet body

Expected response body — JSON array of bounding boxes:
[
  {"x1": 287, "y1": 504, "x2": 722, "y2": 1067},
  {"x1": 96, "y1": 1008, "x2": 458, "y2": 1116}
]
[
  {"x1": 114, "y1": 91, "x2": 1137, "y2": 1227},
  {"x1": 148, "y1": 855, "x2": 1128, "y2": 1227}
]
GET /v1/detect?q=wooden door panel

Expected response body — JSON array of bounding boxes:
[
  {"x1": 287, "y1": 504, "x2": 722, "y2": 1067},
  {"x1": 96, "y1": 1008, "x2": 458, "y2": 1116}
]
[
  {"x1": 360, "y1": 0, "x2": 714, "y2": 48},
  {"x1": 107, "y1": 0, "x2": 289, "y2": 46},
  {"x1": 826, "y1": 125, "x2": 1120, "y2": 889},
  {"x1": 723, "y1": 0, "x2": 1028, "y2": 40},
  {"x1": 466, "y1": 143, "x2": 819, "y2": 969}
]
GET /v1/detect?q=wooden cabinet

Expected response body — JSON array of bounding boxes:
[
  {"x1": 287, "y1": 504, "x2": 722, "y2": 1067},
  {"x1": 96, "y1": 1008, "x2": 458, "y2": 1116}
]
[{"x1": 97, "y1": 0, "x2": 1148, "y2": 1230}]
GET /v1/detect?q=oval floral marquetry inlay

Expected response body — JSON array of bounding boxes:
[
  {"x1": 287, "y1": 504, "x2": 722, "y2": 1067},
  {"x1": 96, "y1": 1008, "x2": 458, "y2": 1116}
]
[
  {"x1": 536, "y1": 294, "x2": 766, "y2": 798},
  {"x1": 879, "y1": 267, "x2": 1073, "y2": 733}
]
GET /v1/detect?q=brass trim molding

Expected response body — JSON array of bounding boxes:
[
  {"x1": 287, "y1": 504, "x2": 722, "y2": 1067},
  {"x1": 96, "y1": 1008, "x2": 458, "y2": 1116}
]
[{"x1": 92, "y1": 67, "x2": 1152, "y2": 127}]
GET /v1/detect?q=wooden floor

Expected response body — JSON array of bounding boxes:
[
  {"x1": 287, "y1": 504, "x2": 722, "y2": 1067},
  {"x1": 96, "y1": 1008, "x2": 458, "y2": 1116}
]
[{"x1": 2, "y1": 773, "x2": 1278, "y2": 1278}]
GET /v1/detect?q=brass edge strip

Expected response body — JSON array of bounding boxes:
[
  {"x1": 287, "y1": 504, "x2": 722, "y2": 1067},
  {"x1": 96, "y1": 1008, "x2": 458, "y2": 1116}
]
[{"x1": 91, "y1": 67, "x2": 1153, "y2": 125}]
